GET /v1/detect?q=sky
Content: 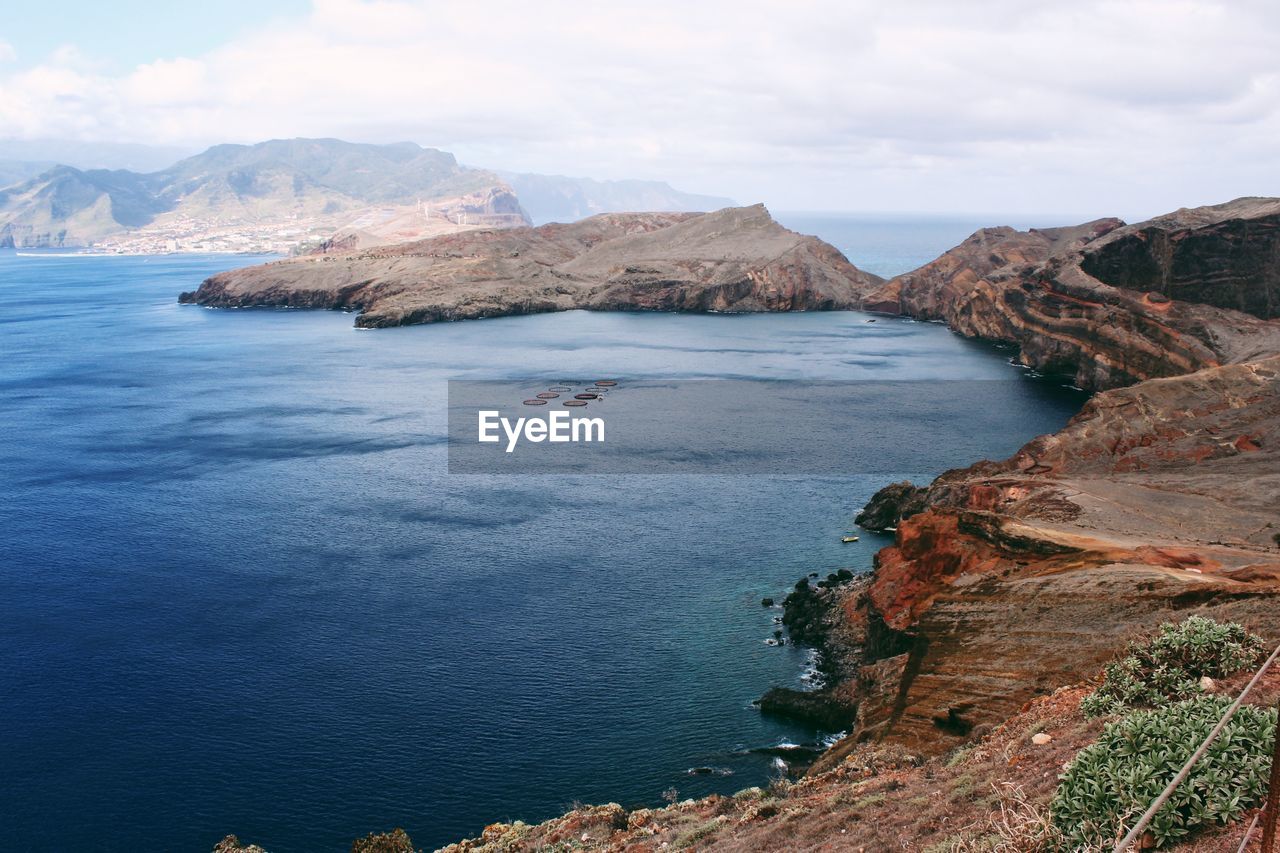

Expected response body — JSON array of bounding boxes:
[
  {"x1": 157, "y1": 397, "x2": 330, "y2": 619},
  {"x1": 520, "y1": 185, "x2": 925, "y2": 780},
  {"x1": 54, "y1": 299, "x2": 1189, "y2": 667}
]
[{"x1": 1, "y1": 0, "x2": 1279, "y2": 218}]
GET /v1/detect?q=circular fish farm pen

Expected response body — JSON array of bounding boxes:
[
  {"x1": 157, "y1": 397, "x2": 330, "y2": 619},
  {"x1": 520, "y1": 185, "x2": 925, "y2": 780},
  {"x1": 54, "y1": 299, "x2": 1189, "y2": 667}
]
[
  {"x1": 574, "y1": 393, "x2": 599, "y2": 400},
  {"x1": 563, "y1": 400, "x2": 588, "y2": 407},
  {"x1": 522, "y1": 399, "x2": 548, "y2": 406},
  {"x1": 536, "y1": 393, "x2": 560, "y2": 399}
]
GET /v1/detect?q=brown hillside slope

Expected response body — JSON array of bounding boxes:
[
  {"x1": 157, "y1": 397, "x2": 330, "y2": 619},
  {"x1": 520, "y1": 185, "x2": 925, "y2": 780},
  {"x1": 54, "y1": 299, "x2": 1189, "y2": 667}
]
[{"x1": 178, "y1": 205, "x2": 884, "y2": 327}]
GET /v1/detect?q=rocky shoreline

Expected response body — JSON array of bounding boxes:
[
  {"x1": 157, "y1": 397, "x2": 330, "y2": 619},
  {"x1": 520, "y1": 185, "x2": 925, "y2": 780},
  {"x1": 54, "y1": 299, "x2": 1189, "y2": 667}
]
[
  {"x1": 771, "y1": 354, "x2": 1280, "y2": 770},
  {"x1": 212, "y1": 197, "x2": 1280, "y2": 851},
  {"x1": 861, "y1": 197, "x2": 1280, "y2": 391},
  {"x1": 755, "y1": 574, "x2": 907, "y2": 736},
  {"x1": 748, "y1": 198, "x2": 1280, "y2": 760},
  {"x1": 743, "y1": 199, "x2": 1280, "y2": 775},
  {"x1": 434, "y1": 198, "x2": 1280, "y2": 849}
]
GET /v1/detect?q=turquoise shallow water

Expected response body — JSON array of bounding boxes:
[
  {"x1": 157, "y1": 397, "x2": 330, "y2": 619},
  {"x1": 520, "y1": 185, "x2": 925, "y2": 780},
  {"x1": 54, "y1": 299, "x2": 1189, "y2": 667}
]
[{"x1": 0, "y1": 225, "x2": 1083, "y2": 852}]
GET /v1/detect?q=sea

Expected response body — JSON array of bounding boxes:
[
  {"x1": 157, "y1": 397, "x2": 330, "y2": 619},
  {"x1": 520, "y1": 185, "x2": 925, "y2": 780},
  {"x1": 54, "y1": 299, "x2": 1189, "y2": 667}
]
[{"x1": 0, "y1": 213, "x2": 1083, "y2": 852}]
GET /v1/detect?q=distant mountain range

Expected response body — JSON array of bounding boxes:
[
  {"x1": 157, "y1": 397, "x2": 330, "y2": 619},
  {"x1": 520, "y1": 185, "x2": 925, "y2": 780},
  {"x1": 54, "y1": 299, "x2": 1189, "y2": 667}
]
[
  {"x1": 0, "y1": 139, "x2": 522, "y2": 249},
  {"x1": 499, "y1": 172, "x2": 735, "y2": 225},
  {"x1": 0, "y1": 138, "x2": 736, "y2": 250},
  {"x1": 0, "y1": 138, "x2": 194, "y2": 173},
  {"x1": 0, "y1": 159, "x2": 56, "y2": 189}
]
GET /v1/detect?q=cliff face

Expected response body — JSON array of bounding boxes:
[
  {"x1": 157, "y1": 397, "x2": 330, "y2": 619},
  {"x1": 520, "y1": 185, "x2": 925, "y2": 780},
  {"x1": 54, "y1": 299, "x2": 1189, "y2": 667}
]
[
  {"x1": 862, "y1": 198, "x2": 1280, "y2": 391},
  {"x1": 179, "y1": 205, "x2": 885, "y2": 326},
  {"x1": 847, "y1": 376, "x2": 1279, "y2": 752},
  {"x1": 411, "y1": 200, "x2": 1280, "y2": 852},
  {"x1": 1078, "y1": 197, "x2": 1280, "y2": 320},
  {"x1": 861, "y1": 218, "x2": 1121, "y2": 321},
  {"x1": 758, "y1": 357, "x2": 1280, "y2": 765},
  {"x1": 806, "y1": 214, "x2": 1280, "y2": 759}
]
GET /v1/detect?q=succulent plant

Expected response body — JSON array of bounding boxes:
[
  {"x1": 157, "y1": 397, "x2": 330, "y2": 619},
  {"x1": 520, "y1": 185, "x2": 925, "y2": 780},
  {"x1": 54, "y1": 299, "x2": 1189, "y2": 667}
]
[
  {"x1": 1052, "y1": 694, "x2": 1276, "y2": 848},
  {"x1": 1080, "y1": 616, "x2": 1264, "y2": 718}
]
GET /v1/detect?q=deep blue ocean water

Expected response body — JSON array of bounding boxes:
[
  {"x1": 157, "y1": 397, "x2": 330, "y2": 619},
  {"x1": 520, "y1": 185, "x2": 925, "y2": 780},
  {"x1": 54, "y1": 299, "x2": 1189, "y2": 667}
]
[{"x1": 0, "y1": 219, "x2": 1084, "y2": 852}]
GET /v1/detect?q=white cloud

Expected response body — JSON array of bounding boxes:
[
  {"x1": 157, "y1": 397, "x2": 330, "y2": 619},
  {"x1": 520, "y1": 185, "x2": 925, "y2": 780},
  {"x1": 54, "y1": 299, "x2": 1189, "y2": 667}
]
[
  {"x1": 1, "y1": 0, "x2": 1279, "y2": 216},
  {"x1": 0, "y1": 41, "x2": 15, "y2": 63},
  {"x1": 125, "y1": 57, "x2": 209, "y2": 107}
]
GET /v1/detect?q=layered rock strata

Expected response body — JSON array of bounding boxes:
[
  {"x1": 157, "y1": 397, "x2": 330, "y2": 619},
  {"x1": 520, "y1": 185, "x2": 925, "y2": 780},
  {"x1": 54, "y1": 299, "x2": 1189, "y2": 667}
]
[
  {"x1": 862, "y1": 197, "x2": 1280, "y2": 391},
  {"x1": 791, "y1": 198, "x2": 1280, "y2": 762}
]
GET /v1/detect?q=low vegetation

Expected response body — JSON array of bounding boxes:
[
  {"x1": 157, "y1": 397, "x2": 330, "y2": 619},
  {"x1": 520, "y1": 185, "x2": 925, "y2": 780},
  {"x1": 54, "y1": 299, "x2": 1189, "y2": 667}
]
[
  {"x1": 1079, "y1": 616, "x2": 1264, "y2": 718},
  {"x1": 1051, "y1": 695, "x2": 1276, "y2": 849},
  {"x1": 1046, "y1": 616, "x2": 1275, "y2": 850}
]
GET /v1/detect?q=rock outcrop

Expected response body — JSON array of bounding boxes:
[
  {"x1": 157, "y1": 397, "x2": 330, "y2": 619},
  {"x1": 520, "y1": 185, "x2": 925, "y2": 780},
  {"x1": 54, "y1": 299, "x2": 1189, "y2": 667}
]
[
  {"x1": 852, "y1": 481, "x2": 928, "y2": 532},
  {"x1": 179, "y1": 205, "x2": 884, "y2": 327},
  {"x1": 801, "y1": 200, "x2": 1280, "y2": 760},
  {"x1": 751, "y1": 355, "x2": 1280, "y2": 771},
  {"x1": 212, "y1": 836, "x2": 268, "y2": 853},
  {"x1": 862, "y1": 198, "x2": 1280, "y2": 391},
  {"x1": 1079, "y1": 197, "x2": 1280, "y2": 320}
]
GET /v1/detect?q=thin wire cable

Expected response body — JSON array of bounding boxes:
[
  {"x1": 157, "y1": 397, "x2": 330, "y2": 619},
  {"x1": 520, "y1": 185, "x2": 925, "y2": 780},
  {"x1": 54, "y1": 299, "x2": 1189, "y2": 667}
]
[
  {"x1": 1236, "y1": 811, "x2": 1262, "y2": 853},
  {"x1": 1113, "y1": 641, "x2": 1280, "y2": 853}
]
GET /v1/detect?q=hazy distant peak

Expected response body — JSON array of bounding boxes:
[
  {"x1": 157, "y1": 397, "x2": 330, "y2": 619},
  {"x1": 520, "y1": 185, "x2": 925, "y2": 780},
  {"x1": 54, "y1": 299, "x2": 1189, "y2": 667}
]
[
  {"x1": 0, "y1": 138, "x2": 739, "y2": 250},
  {"x1": 498, "y1": 170, "x2": 737, "y2": 225},
  {"x1": 0, "y1": 138, "x2": 517, "y2": 248},
  {"x1": 0, "y1": 138, "x2": 192, "y2": 173}
]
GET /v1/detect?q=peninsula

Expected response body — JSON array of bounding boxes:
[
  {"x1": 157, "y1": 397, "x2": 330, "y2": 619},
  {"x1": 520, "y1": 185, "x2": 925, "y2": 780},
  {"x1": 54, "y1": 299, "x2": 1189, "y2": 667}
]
[
  {"x1": 179, "y1": 204, "x2": 885, "y2": 325},
  {"x1": 206, "y1": 197, "x2": 1280, "y2": 852},
  {"x1": 436, "y1": 198, "x2": 1280, "y2": 851}
]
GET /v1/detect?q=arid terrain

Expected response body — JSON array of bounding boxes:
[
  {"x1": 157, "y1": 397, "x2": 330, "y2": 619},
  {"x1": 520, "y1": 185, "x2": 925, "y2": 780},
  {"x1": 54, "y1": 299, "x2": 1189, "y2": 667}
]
[
  {"x1": 0, "y1": 139, "x2": 528, "y2": 251},
  {"x1": 0, "y1": 138, "x2": 740, "y2": 253},
  {"x1": 179, "y1": 204, "x2": 885, "y2": 326},
  {"x1": 209, "y1": 197, "x2": 1280, "y2": 852}
]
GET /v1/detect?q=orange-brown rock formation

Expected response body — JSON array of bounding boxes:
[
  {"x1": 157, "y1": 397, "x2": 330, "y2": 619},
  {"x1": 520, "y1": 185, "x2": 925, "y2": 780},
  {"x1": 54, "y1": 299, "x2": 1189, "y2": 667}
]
[
  {"x1": 862, "y1": 197, "x2": 1280, "y2": 391},
  {"x1": 809, "y1": 204, "x2": 1280, "y2": 757}
]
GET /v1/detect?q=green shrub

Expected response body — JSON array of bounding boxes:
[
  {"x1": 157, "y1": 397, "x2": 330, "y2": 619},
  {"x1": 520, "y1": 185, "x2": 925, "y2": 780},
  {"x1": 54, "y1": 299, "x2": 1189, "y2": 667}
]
[
  {"x1": 1080, "y1": 616, "x2": 1264, "y2": 718},
  {"x1": 1050, "y1": 695, "x2": 1276, "y2": 849}
]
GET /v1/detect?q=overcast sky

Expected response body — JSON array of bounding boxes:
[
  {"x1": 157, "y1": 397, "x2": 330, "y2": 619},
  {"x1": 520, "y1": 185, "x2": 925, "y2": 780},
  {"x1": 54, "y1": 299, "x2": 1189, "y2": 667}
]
[{"x1": 2, "y1": 0, "x2": 1278, "y2": 218}]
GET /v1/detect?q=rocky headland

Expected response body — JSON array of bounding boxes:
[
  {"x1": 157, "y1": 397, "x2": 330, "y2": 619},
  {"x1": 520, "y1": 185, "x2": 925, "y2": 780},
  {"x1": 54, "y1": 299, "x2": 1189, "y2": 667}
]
[
  {"x1": 756, "y1": 197, "x2": 1280, "y2": 763},
  {"x1": 862, "y1": 197, "x2": 1280, "y2": 391},
  {"x1": 178, "y1": 205, "x2": 884, "y2": 326},
  {"x1": 767, "y1": 354, "x2": 1280, "y2": 764},
  {"x1": 435, "y1": 198, "x2": 1280, "y2": 851},
  {"x1": 215, "y1": 198, "x2": 1280, "y2": 851}
]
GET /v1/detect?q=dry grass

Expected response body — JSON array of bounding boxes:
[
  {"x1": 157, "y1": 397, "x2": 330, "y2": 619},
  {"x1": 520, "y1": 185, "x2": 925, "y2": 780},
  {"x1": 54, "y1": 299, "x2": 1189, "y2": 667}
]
[
  {"x1": 436, "y1": 677, "x2": 1280, "y2": 852},
  {"x1": 946, "y1": 783, "x2": 1068, "y2": 853}
]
